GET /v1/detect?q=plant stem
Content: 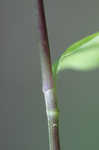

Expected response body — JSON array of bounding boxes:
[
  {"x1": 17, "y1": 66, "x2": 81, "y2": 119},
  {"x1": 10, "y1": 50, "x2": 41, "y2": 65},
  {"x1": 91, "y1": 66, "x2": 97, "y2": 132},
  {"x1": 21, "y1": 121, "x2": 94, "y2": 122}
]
[{"x1": 37, "y1": 0, "x2": 61, "y2": 150}]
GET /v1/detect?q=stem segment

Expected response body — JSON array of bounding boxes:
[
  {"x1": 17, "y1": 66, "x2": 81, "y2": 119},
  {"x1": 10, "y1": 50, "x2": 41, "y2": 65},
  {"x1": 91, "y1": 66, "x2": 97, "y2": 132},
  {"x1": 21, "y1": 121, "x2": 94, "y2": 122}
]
[{"x1": 37, "y1": 0, "x2": 61, "y2": 150}]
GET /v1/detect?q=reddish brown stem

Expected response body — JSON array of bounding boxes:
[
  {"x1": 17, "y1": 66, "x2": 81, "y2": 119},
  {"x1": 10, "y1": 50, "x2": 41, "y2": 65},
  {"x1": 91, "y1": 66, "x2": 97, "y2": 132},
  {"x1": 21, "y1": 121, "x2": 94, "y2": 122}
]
[
  {"x1": 37, "y1": 0, "x2": 53, "y2": 91},
  {"x1": 37, "y1": 1, "x2": 61, "y2": 150}
]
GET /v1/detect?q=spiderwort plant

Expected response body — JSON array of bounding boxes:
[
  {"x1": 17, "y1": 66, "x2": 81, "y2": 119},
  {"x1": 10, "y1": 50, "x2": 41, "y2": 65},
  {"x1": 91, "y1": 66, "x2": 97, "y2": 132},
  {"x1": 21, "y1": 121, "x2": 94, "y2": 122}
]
[{"x1": 37, "y1": 0, "x2": 99, "y2": 150}]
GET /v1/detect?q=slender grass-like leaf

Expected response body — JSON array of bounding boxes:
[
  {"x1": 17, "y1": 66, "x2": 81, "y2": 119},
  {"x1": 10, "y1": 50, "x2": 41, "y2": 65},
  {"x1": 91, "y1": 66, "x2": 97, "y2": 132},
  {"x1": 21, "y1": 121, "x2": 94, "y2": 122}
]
[{"x1": 52, "y1": 32, "x2": 99, "y2": 77}]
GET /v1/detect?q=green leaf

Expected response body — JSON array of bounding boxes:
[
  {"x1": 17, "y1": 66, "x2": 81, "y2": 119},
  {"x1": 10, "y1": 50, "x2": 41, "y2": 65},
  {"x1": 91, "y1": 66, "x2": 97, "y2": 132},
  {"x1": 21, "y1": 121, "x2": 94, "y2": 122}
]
[{"x1": 52, "y1": 32, "x2": 99, "y2": 77}]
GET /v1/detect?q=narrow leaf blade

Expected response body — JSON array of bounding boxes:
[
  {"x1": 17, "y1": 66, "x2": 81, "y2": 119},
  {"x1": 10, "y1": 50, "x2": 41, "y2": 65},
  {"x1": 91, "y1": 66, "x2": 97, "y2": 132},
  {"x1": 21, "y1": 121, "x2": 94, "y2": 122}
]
[{"x1": 52, "y1": 32, "x2": 99, "y2": 76}]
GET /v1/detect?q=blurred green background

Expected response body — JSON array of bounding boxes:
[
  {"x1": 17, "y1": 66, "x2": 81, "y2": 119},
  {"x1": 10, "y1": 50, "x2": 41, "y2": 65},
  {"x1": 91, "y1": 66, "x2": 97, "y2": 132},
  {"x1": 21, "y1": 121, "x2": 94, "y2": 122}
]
[{"x1": 0, "y1": 0, "x2": 99, "y2": 149}]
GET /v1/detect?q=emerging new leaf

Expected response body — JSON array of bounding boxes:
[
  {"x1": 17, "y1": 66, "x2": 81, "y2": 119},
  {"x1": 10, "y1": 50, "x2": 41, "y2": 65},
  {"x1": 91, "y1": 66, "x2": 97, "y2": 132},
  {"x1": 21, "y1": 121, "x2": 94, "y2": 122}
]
[{"x1": 52, "y1": 32, "x2": 99, "y2": 77}]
